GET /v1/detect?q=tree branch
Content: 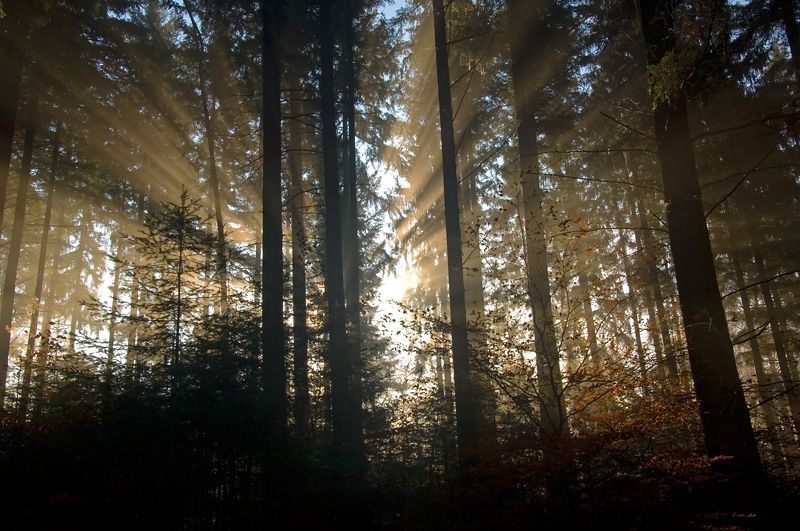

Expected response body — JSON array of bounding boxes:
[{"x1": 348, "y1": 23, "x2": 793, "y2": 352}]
[{"x1": 722, "y1": 267, "x2": 800, "y2": 299}]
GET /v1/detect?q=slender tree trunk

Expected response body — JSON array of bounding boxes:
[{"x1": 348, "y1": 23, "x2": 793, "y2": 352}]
[
  {"x1": 35, "y1": 165, "x2": 70, "y2": 420},
  {"x1": 261, "y1": 0, "x2": 286, "y2": 424},
  {"x1": 342, "y1": 0, "x2": 364, "y2": 447},
  {"x1": 0, "y1": 1, "x2": 29, "y2": 235},
  {"x1": 0, "y1": 87, "x2": 38, "y2": 408},
  {"x1": 777, "y1": 0, "x2": 800, "y2": 92},
  {"x1": 68, "y1": 217, "x2": 90, "y2": 355},
  {"x1": 459, "y1": 152, "x2": 496, "y2": 440},
  {"x1": 625, "y1": 150, "x2": 677, "y2": 379},
  {"x1": 637, "y1": 0, "x2": 762, "y2": 480},
  {"x1": 508, "y1": 0, "x2": 567, "y2": 435},
  {"x1": 635, "y1": 199, "x2": 679, "y2": 379},
  {"x1": 320, "y1": 0, "x2": 361, "y2": 466},
  {"x1": 728, "y1": 242, "x2": 785, "y2": 460},
  {"x1": 439, "y1": 284, "x2": 454, "y2": 403},
  {"x1": 578, "y1": 271, "x2": 600, "y2": 362},
  {"x1": 19, "y1": 119, "x2": 60, "y2": 418},
  {"x1": 184, "y1": 0, "x2": 228, "y2": 313},
  {"x1": 105, "y1": 232, "x2": 122, "y2": 398},
  {"x1": 617, "y1": 221, "x2": 649, "y2": 399},
  {"x1": 288, "y1": 77, "x2": 310, "y2": 436},
  {"x1": 516, "y1": 105, "x2": 568, "y2": 433},
  {"x1": 432, "y1": 0, "x2": 479, "y2": 459},
  {"x1": 261, "y1": 5, "x2": 289, "y2": 526},
  {"x1": 751, "y1": 243, "x2": 800, "y2": 441},
  {"x1": 125, "y1": 192, "x2": 146, "y2": 387}
]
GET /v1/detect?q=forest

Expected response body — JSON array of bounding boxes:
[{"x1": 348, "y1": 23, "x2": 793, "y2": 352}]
[{"x1": 1, "y1": 0, "x2": 799, "y2": 528}]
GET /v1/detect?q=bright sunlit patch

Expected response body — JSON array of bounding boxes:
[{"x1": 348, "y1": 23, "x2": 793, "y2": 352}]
[
  {"x1": 376, "y1": 262, "x2": 416, "y2": 334},
  {"x1": 379, "y1": 269, "x2": 413, "y2": 303}
]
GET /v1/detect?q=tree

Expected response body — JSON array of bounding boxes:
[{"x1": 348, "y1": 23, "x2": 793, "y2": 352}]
[
  {"x1": 507, "y1": 0, "x2": 568, "y2": 435},
  {"x1": 286, "y1": 22, "x2": 310, "y2": 436},
  {"x1": 318, "y1": 0, "x2": 364, "y2": 471},
  {"x1": 261, "y1": 0, "x2": 286, "y2": 432},
  {"x1": 0, "y1": 0, "x2": 29, "y2": 236},
  {"x1": 342, "y1": 0, "x2": 365, "y2": 451},
  {"x1": 431, "y1": 0, "x2": 479, "y2": 460},
  {"x1": 18, "y1": 118, "x2": 61, "y2": 417},
  {"x1": 0, "y1": 85, "x2": 38, "y2": 408},
  {"x1": 183, "y1": 0, "x2": 229, "y2": 313},
  {"x1": 260, "y1": 1, "x2": 289, "y2": 526},
  {"x1": 124, "y1": 190, "x2": 216, "y2": 375},
  {"x1": 636, "y1": 0, "x2": 762, "y2": 481}
]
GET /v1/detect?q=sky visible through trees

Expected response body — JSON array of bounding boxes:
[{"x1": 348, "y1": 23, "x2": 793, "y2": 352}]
[{"x1": 1, "y1": 0, "x2": 799, "y2": 529}]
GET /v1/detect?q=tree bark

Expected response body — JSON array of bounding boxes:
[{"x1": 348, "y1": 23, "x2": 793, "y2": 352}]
[
  {"x1": 458, "y1": 145, "x2": 496, "y2": 440},
  {"x1": 288, "y1": 75, "x2": 310, "y2": 437},
  {"x1": 635, "y1": 199, "x2": 679, "y2": 379},
  {"x1": 637, "y1": 0, "x2": 762, "y2": 480},
  {"x1": 751, "y1": 243, "x2": 800, "y2": 441},
  {"x1": 617, "y1": 220, "x2": 649, "y2": 399},
  {"x1": 776, "y1": 0, "x2": 800, "y2": 92},
  {"x1": 728, "y1": 240, "x2": 785, "y2": 460},
  {"x1": 0, "y1": 86, "x2": 37, "y2": 408},
  {"x1": 320, "y1": 0, "x2": 362, "y2": 466},
  {"x1": 125, "y1": 192, "x2": 146, "y2": 387},
  {"x1": 342, "y1": 0, "x2": 364, "y2": 446},
  {"x1": 183, "y1": 0, "x2": 228, "y2": 313},
  {"x1": 261, "y1": 9, "x2": 288, "y2": 524},
  {"x1": 261, "y1": 0, "x2": 287, "y2": 433},
  {"x1": 508, "y1": 0, "x2": 568, "y2": 435},
  {"x1": 105, "y1": 232, "x2": 122, "y2": 398},
  {"x1": 432, "y1": 0, "x2": 479, "y2": 459},
  {"x1": 19, "y1": 119, "x2": 59, "y2": 418},
  {"x1": 0, "y1": 1, "x2": 29, "y2": 236}
]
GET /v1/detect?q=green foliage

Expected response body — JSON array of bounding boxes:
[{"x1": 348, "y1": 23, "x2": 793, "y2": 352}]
[{"x1": 647, "y1": 42, "x2": 704, "y2": 104}]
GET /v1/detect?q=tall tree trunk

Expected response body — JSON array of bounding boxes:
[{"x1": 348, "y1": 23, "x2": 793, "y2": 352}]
[
  {"x1": 288, "y1": 77, "x2": 310, "y2": 437},
  {"x1": 19, "y1": 119, "x2": 60, "y2": 418},
  {"x1": 0, "y1": 1, "x2": 29, "y2": 235},
  {"x1": 578, "y1": 271, "x2": 600, "y2": 361},
  {"x1": 261, "y1": 4, "x2": 289, "y2": 525},
  {"x1": 508, "y1": 0, "x2": 567, "y2": 435},
  {"x1": 635, "y1": 199, "x2": 679, "y2": 379},
  {"x1": 727, "y1": 237, "x2": 785, "y2": 460},
  {"x1": 625, "y1": 151, "x2": 678, "y2": 380},
  {"x1": 617, "y1": 220, "x2": 649, "y2": 399},
  {"x1": 777, "y1": 0, "x2": 800, "y2": 92},
  {"x1": 105, "y1": 232, "x2": 122, "y2": 399},
  {"x1": 342, "y1": 0, "x2": 364, "y2": 447},
  {"x1": 0, "y1": 86, "x2": 37, "y2": 408},
  {"x1": 68, "y1": 216, "x2": 90, "y2": 355},
  {"x1": 637, "y1": 0, "x2": 762, "y2": 480},
  {"x1": 459, "y1": 150, "x2": 496, "y2": 440},
  {"x1": 254, "y1": 240, "x2": 262, "y2": 303},
  {"x1": 125, "y1": 192, "x2": 146, "y2": 387},
  {"x1": 184, "y1": 0, "x2": 228, "y2": 313},
  {"x1": 35, "y1": 161, "x2": 70, "y2": 420},
  {"x1": 432, "y1": 0, "x2": 479, "y2": 459},
  {"x1": 261, "y1": 0, "x2": 287, "y2": 438},
  {"x1": 320, "y1": 0, "x2": 362, "y2": 468},
  {"x1": 751, "y1": 243, "x2": 800, "y2": 442}
]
